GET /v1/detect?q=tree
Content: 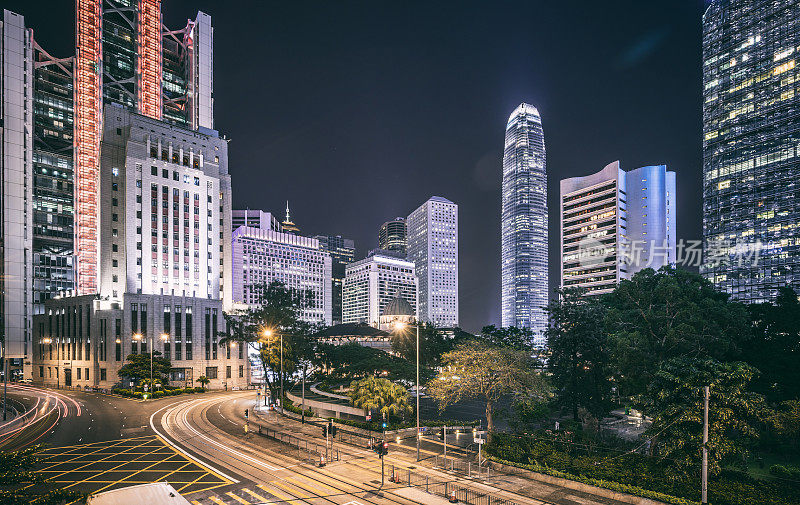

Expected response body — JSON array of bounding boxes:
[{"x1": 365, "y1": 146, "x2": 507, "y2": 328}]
[
  {"x1": 746, "y1": 287, "x2": 800, "y2": 402},
  {"x1": 316, "y1": 342, "x2": 416, "y2": 382},
  {"x1": 427, "y1": 340, "x2": 548, "y2": 432},
  {"x1": 389, "y1": 322, "x2": 459, "y2": 368},
  {"x1": 604, "y1": 266, "x2": 751, "y2": 399},
  {"x1": 0, "y1": 445, "x2": 84, "y2": 504},
  {"x1": 478, "y1": 325, "x2": 535, "y2": 352},
  {"x1": 222, "y1": 281, "x2": 320, "y2": 400},
  {"x1": 644, "y1": 357, "x2": 765, "y2": 476},
  {"x1": 349, "y1": 377, "x2": 413, "y2": 419},
  {"x1": 117, "y1": 351, "x2": 171, "y2": 387},
  {"x1": 197, "y1": 375, "x2": 210, "y2": 390},
  {"x1": 546, "y1": 287, "x2": 612, "y2": 421}
]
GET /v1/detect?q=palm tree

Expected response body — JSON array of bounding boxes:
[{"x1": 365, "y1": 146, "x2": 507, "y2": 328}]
[
  {"x1": 349, "y1": 377, "x2": 413, "y2": 419},
  {"x1": 197, "y1": 375, "x2": 210, "y2": 391}
]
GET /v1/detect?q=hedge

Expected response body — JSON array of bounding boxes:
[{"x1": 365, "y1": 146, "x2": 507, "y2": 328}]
[
  {"x1": 112, "y1": 387, "x2": 206, "y2": 399},
  {"x1": 486, "y1": 432, "x2": 800, "y2": 505}
]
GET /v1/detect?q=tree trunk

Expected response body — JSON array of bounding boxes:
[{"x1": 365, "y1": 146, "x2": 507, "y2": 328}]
[{"x1": 486, "y1": 399, "x2": 494, "y2": 432}]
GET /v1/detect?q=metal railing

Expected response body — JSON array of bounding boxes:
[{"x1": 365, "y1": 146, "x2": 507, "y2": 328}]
[
  {"x1": 389, "y1": 464, "x2": 524, "y2": 505},
  {"x1": 434, "y1": 455, "x2": 491, "y2": 478},
  {"x1": 251, "y1": 421, "x2": 340, "y2": 464}
]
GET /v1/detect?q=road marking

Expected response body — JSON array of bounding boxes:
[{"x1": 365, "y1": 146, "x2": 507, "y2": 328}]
[
  {"x1": 191, "y1": 501, "x2": 202, "y2": 505},
  {"x1": 209, "y1": 497, "x2": 227, "y2": 505},
  {"x1": 242, "y1": 488, "x2": 270, "y2": 503},
  {"x1": 150, "y1": 401, "x2": 240, "y2": 483},
  {"x1": 258, "y1": 483, "x2": 307, "y2": 505},
  {"x1": 271, "y1": 479, "x2": 312, "y2": 500},
  {"x1": 225, "y1": 491, "x2": 251, "y2": 504},
  {"x1": 289, "y1": 474, "x2": 340, "y2": 496}
]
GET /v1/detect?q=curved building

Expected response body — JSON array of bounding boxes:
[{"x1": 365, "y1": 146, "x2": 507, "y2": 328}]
[
  {"x1": 379, "y1": 217, "x2": 407, "y2": 255},
  {"x1": 501, "y1": 103, "x2": 548, "y2": 343}
]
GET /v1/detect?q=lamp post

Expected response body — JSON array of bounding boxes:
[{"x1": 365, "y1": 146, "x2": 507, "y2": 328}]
[
  {"x1": 393, "y1": 320, "x2": 420, "y2": 461},
  {"x1": 264, "y1": 329, "x2": 283, "y2": 409}
]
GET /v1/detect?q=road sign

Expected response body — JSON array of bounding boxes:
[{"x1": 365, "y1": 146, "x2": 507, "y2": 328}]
[{"x1": 474, "y1": 437, "x2": 485, "y2": 444}]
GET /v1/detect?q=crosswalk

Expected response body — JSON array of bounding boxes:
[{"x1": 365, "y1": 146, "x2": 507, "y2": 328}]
[{"x1": 189, "y1": 473, "x2": 369, "y2": 505}]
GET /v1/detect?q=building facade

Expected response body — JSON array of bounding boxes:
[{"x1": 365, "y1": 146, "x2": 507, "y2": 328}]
[
  {"x1": 406, "y1": 197, "x2": 459, "y2": 327},
  {"x1": 342, "y1": 252, "x2": 417, "y2": 327},
  {"x1": 232, "y1": 226, "x2": 332, "y2": 325},
  {"x1": 702, "y1": 0, "x2": 800, "y2": 302},
  {"x1": 233, "y1": 209, "x2": 281, "y2": 232},
  {"x1": 560, "y1": 161, "x2": 676, "y2": 295},
  {"x1": 314, "y1": 235, "x2": 356, "y2": 325},
  {"x1": 378, "y1": 217, "x2": 407, "y2": 256},
  {"x1": 501, "y1": 103, "x2": 548, "y2": 343}
]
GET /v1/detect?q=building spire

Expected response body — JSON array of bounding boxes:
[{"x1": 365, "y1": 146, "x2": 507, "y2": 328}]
[{"x1": 281, "y1": 201, "x2": 300, "y2": 236}]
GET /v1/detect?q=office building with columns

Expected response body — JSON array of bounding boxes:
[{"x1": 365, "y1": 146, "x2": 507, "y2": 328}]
[{"x1": 342, "y1": 251, "x2": 418, "y2": 327}]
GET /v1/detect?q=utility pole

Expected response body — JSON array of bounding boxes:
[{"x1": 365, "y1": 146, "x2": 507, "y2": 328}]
[
  {"x1": 301, "y1": 362, "x2": 306, "y2": 424},
  {"x1": 702, "y1": 385, "x2": 709, "y2": 505},
  {"x1": 280, "y1": 333, "x2": 284, "y2": 409},
  {"x1": 443, "y1": 425, "x2": 447, "y2": 459},
  {"x1": 415, "y1": 323, "x2": 420, "y2": 462}
]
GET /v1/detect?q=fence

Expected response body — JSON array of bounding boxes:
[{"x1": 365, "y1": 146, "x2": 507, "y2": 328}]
[
  {"x1": 434, "y1": 455, "x2": 491, "y2": 478},
  {"x1": 250, "y1": 420, "x2": 340, "y2": 464},
  {"x1": 389, "y1": 464, "x2": 524, "y2": 505}
]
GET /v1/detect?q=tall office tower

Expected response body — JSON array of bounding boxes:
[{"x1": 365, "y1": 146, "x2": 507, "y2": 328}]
[
  {"x1": 560, "y1": 161, "x2": 676, "y2": 295},
  {"x1": 342, "y1": 252, "x2": 418, "y2": 327},
  {"x1": 32, "y1": 45, "x2": 75, "y2": 315},
  {"x1": 702, "y1": 1, "x2": 800, "y2": 301},
  {"x1": 31, "y1": 105, "x2": 246, "y2": 391},
  {"x1": 406, "y1": 197, "x2": 459, "y2": 327},
  {"x1": 379, "y1": 217, "x2": 407, "y2": 256},
  {"x1": 232, "y1": 227, "x2": 333, "y2": 325},
  {"x1": 75, "y1": 2, "x2": 215, "y2": 294},
  {"x1": 1, "y1": 10, "x2": 34, "y2": 366},
  {"x1": 97, "y1": 106, "x2": 232, "y2": 306},
  {"x1": 232, "y1": 209, "x2": 281, "y2": 232},
  {"x1": 314, "y1": 235, "x2": 356, "y2": 324},
  {"x1": 501, "y1": 103, "x2": 548, "y2": 343}
]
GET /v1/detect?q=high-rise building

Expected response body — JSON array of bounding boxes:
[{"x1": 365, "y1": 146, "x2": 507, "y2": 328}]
[
  {"x1": 1, "y1": 10, "x2": 34, "y2": 367},
  {"x1": 342, "y1": 252, "x2": 418, "y2": 327},
  {"x1": 232, "y1": 227, "x2": 332, "y2": 325},
  {"x1": 33, "y1": 45, "x2": 75, "y2": 315},
  {"x1": 232, "y1": 209, "x2": 281, "y2": 232},
  {"x1": 379, "y1": 217, "x2": 407, "y2": 256},
  {"x1": 702, "y1": 0, "x2": 800, "y2": 302},
  {"x1": 406, "y1": 197, "x2": 459, "y2": 327},
  {"x1": 314, "y1": 235, "x2": 356, "y2": 324},
  {"x1": 501, "y1": 103, "x2": 548, "y2": 343},
  {"x1": 560, "y1": 161, "x2": 676, "y2": 295}
]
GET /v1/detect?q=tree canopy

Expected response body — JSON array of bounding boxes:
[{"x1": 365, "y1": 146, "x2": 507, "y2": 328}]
[
  {"x1": 117, "y1": 351, "x2": 171, "y2": 386},
  {"x1": 349, "y1": 376, "x2": 413, "y2": 419},
  {"x1": 316, "y1": 342, "x2": 416, "y2": 382}
]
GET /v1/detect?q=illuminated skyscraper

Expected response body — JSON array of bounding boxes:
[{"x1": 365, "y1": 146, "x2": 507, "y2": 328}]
[
  {"x1": 501, "y1": 103, "x2": 548, "y2": 344},
  {"x1": 702, "y1": 0, "x2": 800, "y2": 301},
  {"x1": 379, "y1": 217, "x2": 407, "y2": 256},
  {"x1": 314, "y1": 235, "x2": 356, "y2": 324}
]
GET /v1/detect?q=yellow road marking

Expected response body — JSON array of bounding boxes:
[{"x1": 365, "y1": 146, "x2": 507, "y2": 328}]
[
  {"x1": 226, "y1": 491, "x2": 251, "y2": 504},
  {"x1": 39, "y1": 435, "x2": 155, "y2": 452},
  {"x1": 242, "y1": 488, "x2": 270, "y2": 503},
  {"x1": 191, "y1": 501, "x2": 202, "y2": 505},
  {"x1": 46, "y1": 439, "x2": 167, "y2": 481},
  {"x1": 271, "y1": 479, "x2": 315, "y2": 500},
  {"x1": 209, "y1": 497, "x2": 227, "y2": 505},
  {"x1": 156, "y1": 435, "x2": 234, "y2": 485},
  {"x1": 37, "y1": 437, "x2": 152, "y2": 471},
  {"x1": 257, "y1": 483, "x2": 307, "y2": 505}
]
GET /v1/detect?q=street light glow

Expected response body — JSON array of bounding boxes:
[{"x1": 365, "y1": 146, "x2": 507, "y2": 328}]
[
  {"x1": 133, "y1": 333, "x2": 142, "y2": 340},
  {"x1": 393, "y1": 321, "x2": 407, "y2": 331},
  {"x1": 263, "y1": 329, "x2": 273, "y2": 337},
  {"x1": 160, "y1": 333, "x2": 169, "y2": 341}
]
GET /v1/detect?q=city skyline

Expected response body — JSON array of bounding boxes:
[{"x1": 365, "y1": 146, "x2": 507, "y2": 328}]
[{"x1": 3, "y1": 0, "x2": 707, "y2": 332}]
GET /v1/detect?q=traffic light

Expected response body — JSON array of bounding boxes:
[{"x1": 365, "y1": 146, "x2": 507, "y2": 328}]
[
  {"x1": 330, "y1": 423, "x2": 338, "y2": 437},
  {"x1": 380, "y1": 440, "x2": 389, "y2": 457},
  {"x1": 244, "y1": 409, "x2": 249, "y2": 419},
  {"x1": 438, "y1": 428, "x2": 444, "y2": 440},
  {"x1": 322, "y1": 425, "x2": 328, "y2": 437}
]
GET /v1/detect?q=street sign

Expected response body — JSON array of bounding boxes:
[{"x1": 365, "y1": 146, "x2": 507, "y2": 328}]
[{"x1": 474, "y1": 438, "x2": 485, "y2": 444}]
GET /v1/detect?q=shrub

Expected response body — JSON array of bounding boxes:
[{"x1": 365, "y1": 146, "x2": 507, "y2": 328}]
[
  {"x1": 194, "y1": 387, "x2": 204, "y2": 393},
  {"x1": 770, "y1": 464, "x2": 800, "y2": 480},
  {"x1": 132, "y1": 391, "x2": 143, "y2": 399},
  {"x1": 152, "y1": 391, "x2": 164, "y2": 399},
  {"x1": 184, "y1": 388, "x2": 195, "y2": 394}
]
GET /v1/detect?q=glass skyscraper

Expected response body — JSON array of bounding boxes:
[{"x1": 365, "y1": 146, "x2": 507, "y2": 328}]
[
  {"x1": 501, "y1": 103, "x2": 548, "y2": 343},
  {"x1": 702, "y1": 0, "x2": 800, "y2": 302}
]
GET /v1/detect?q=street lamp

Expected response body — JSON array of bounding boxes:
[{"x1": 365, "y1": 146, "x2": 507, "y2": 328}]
[
  {"x1": 264, "y1": 329, "x2": 283, "y2": 409},
  {"x1": 393, "y1": 320, "x2": 420, "y2": 461}
]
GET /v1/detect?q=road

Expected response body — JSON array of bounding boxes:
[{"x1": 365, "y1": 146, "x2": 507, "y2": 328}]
[{"x1": 4, "y1": 386, "x2": 635, "y2": 505}]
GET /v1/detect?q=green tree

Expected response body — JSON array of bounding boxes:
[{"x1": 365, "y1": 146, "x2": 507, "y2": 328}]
[
  {"x1": 117, "y1": 351, "x2": 171, "y2": 387},
  {"x1": 645, "y1": 357, "x2": 765, "y2": 476},
  {"x1": 389, "y1": 322, "x2": 457, "y2": 368},
  {"x1": 546, "y1": 287, "x2": 612, "y2": 421},
  {"x1": 316, "y1": 342, "x2": 415, "y2": 382},
  {"x1": 197, "y1": 375, "x2": 210, "y2": 390},
  {"x1": 427, "y1": 340, "x2": 548, "y2": 432},
  {"x1": 604, "y1": 267, "x2": 750, "y2": 399},
  {"x1": 349, "y1": 376, "x2": 413, "y2": 419},
  {"x1": 0, "y1": 445, "x2": 84, "y2": 504},
  {"x1": 478, "y1": 325, "x2": 535, "y2": 352},
  {"x1": 223, "y1": 281, "x2": 320, "y2": 400},
  {"x1": 746, "y1": 287, "x2": 800, "y2": 402}
]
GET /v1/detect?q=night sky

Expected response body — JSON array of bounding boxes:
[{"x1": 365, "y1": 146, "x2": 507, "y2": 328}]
[{"x1": 9, "y1": 1, "x2": 707, "y2": 332}]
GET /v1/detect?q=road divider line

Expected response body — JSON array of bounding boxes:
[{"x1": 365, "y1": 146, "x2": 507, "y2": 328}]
[
  {"x1": 225, "y1": 491, "x2": 251, "y2": 504},
  {"x1": 150, "y1": 401, "x2": 240, "y2": 484}
]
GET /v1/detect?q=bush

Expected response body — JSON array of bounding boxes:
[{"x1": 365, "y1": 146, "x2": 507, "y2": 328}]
[
  {"x1": 770, "y1": 464, "x2": 800, "y2": 480},
  {"x1": 194, "y1": 387, "x2": 204, "y2": 393},
  {"x1": 184, "y1": 388, "x2": 195, "y2": 394},
  {"x1": 132, "y1": 391, "x2": 143, "y2": 399},
  {"x1": 152, "y1": 391, "x2": 164, "y2": 399}
]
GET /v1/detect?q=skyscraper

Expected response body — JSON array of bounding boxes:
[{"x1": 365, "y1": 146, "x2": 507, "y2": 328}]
[
  {"x1": 232, "y1": 209, "x2": 282, "y2": 232},
  {"x1": 378, "y1": 217, "x2": 407, "y2": 256},
  {"x1": 343, "y1": 252, "x2": 418, "y2": 327},
  {"x1": 702, "y1": 0, "x2": 800, "y2": 302},
  {"x1": 314, "y1": 235, "x2": 356, "y2": 324},
  {"x1": 406, "y1": 197, "x2": 459, "y2": 327},
  {"x1": 560, "y1": 161, "x2": 676, "y2": 295},
  {"x1": 501, "y1": 103, "x2": 548, "y2": 343}
]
